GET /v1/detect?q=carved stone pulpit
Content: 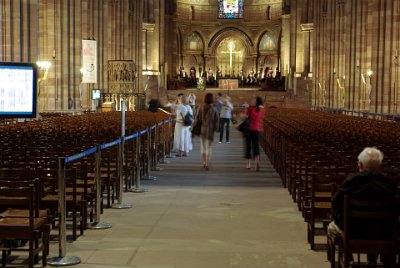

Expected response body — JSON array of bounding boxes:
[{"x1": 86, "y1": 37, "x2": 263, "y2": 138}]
[{"x1": 107, "y1": 60, "x2": 137, "y2": 111}]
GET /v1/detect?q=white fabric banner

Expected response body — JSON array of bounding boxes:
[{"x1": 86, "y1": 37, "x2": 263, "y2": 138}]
[{"x1": 82, "y1": 40, "x2": 97, "y2": 83}]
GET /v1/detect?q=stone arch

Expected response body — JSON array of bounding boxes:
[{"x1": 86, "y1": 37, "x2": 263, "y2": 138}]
[
  {"x1": 206, "y1": 27, "x2": 256, "y2": 78},
  {"x1": 256, "y1": 28, "x2": 280, "y2": 54},
  {"x1": 208, "y1": 27, "x2": 254, "y2": 55},
  {"x1": 256, "y1": 29, "x2": 282, "y2": 78},
  {"x1": 184, "y1": 31, "x2": 205, "y2": 52}
]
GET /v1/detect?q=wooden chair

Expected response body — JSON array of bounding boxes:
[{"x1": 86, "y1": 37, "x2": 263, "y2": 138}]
[
  {"x1": 0, "y1": 179, "x2": 51, "y2": 224},
  {"x1": 306, "y1": 174, "x2": 334, "y2": 250},
  {"x1": 0, "y1": 181, "x2": 49, "y2": 268},
  {"x1": 338, "y1": 196, "x2": 398, "y2": 268},
  {"x1": 41, "y1": 167, "x2": 86, "y2": 241}
]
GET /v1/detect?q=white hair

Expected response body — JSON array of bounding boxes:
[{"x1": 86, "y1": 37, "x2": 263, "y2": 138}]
[{"x1": 357, "y1": 147, "x2": 384, "y2": 170}]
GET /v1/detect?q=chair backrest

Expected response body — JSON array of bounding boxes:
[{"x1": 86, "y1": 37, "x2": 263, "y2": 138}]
[
  {"x1": 0, "y1": 179, "x2": 40, "y2": 217},
  {"x1": 343, "y1": 195, "x2": 398, "y2": 255}
]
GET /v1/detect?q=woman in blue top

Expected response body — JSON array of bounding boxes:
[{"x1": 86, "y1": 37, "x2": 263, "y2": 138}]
[{"x1": 219, "y1": 97, "x2": 233, "y2": 143}]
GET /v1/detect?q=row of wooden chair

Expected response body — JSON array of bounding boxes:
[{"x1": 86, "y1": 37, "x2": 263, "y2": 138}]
[
  {"x1": 0, "y1": 179, "x2": 50, "y2": 268},
  {"x1": 262, "y1": 108, "x2": 400, "y2": 267},
  {"x1": 0, "y1": 111, "x2": 172, "y2": 266}
]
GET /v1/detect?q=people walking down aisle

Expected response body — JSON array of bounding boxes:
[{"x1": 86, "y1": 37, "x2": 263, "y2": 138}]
[
  {"x1": 219, "y1": 96, "x2": 233, "y2": 144},
  {"x1": 173, "y1": 93, "x2": 191, "y2": 157},
  {"x1": 195, "y1": 93, "x2": 219, "y2": 170},
  {"x1": 243, "y1": 96, "x2": 266, "y2": 171}
]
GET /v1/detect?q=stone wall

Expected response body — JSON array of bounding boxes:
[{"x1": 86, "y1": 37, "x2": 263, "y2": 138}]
[
  {"x1": 170, "y1": 0, "x2": 283, "y2": 79},
  {"x1": 311, "y1": 0, "x2": 400, "y2": 114},
  {"x1": 0, "y1": 0, "x2": 158, "y2": 113}
]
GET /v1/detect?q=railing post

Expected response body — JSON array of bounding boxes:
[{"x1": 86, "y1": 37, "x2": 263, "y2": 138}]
[
  {"x1": 130, "y1": 133, "x2": 148, "y2": 193},
  {"x1": 112, "y1": 137, "x2": 132, "y2": 209},
  {"x1": 88, "y1": 145, "x2": 112, "y2": 229},
  {"x1": 48, "y1": 158, "x2": 81, "y2": 266},
  {"x1": 142, "y1": 128, "x2": 157, "y2": 180},
  {"x1": 151, "y1": 124, "x2": 163, "y2": 171},
  {"x1": 159, "y1": 120, "x2": 171, "y2": 164},
  {"x1": 166, "y1": 117, "x2": 175, "y2": 159}
]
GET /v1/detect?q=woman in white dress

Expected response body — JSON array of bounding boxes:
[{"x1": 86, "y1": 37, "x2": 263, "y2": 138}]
[
  {"x1": 173, "y1": 94, "x2": 191, "y2": 156},
  {"x1": 183, "y1": 96, "x2": 193, "y2": 155}
]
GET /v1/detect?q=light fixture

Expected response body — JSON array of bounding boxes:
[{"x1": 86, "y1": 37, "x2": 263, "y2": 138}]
[
  {"x1": 36, "y1": 61, "x2": 51, "y2": 84},
  {"x1": 142, "y1": 70, "x2": 160, "y2": 75},
  {"x1": 36, "y1": 61, "x2": 51, "y2": 99},
  {"x1": 36, "y1": 61, "x2": 51, "y2": 70},
  {"x1": 367, "y1": 70, "x2": 373, "y2": 77},
  {"x1": 37, "y1": 61, "x2": 51, "y2": 70}
]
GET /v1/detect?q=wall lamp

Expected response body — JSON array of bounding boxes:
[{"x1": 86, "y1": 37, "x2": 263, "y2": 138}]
[{"x1": 36, "y1": 61, "x2": 51, "y2": 97}]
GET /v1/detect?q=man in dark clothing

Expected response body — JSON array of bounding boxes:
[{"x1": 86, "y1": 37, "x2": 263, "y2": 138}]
[
  {"x1": 148, "y1": 99, "x2": 161, "y2": 112},
  {"x1": 332, "y1": 171, "x2": 396, "y2": 230},
  {"x1": 328, "y1": 147, "x2": 397, "y2": 266}
]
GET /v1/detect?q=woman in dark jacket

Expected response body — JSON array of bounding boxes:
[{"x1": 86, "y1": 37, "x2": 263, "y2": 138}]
[{"x1": 195, "y1": 93, "x2": 219, "y2": 170}]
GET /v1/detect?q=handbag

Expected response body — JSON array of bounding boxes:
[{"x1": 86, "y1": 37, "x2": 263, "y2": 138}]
[
  {"x1": 238, "y1": 109, "x2": 251, "y2": 133},
  {"x1": 191, "y1": 120, "x2": 202, "y2": 136},
  {"x1": 238, "y1": 117, "x2": 250, "y2": 133},
  {"x1": 192, "y1": 106, "x2": 203, "y2": 136}
]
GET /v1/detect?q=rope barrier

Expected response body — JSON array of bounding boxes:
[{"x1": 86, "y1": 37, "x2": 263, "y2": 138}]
[
  {"x1": 151, "y1": 123, "x2": 163, "y2": 172},
  {"x1": 88, "y1": 145, "x2": 112, "y2": 229},
  {"x1": 142, "y1": 128, "x2": 157, "y2": 181},
  {"x1": 48, "y1": 158, "x2": 81, "y2": 266},
  {"x1": 65, "y1": 146, "x2": 97, "y2": 164},
  {"x1": 49, "y1": 119, "x2": 172, "y2": 266},
  {"x1": 130, "y1": 132, "x2": 147, "y2": 193},
  {"x1": 167, "y1": 116, "x2": 176, "y2": 159}
]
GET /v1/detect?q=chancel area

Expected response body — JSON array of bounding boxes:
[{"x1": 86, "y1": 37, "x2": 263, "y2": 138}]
[{"x1": 0, "y1": 0, "x2": 400, "y2": 267}]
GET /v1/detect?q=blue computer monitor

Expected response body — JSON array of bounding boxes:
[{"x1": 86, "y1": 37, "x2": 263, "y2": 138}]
[{"x1": 0, "y1": 62, "x2": 37, "y2": 118}]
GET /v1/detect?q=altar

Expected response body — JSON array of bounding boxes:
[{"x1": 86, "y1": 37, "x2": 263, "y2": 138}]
[{"x1": 218, "y1": 79, "x2": 239, "y2": 90}]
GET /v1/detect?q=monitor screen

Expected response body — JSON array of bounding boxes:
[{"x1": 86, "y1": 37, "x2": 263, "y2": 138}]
[
  {"x1": 0, "y1": 62, "x2": 37, "y2": 118},
  {"x1": 218, "y1": 0, "x2": 244, "y2": 19},
  {"x1": 92, "y1": 89, "x2": 101, "y2": 100}
]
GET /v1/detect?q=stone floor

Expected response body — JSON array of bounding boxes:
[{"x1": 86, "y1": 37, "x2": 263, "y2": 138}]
[{"x1": 30, "y1": 129, "x2": 328, "y2": 267}]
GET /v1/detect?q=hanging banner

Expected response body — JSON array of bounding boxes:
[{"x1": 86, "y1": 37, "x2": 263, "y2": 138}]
[{"x1": 82, "y1": 40, "x2": 97, "y2": 83}]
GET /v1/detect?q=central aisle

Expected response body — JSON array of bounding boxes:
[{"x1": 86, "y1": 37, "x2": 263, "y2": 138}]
[{"x1": 59, "y1": 129, "x2": 328, "y2": 268}]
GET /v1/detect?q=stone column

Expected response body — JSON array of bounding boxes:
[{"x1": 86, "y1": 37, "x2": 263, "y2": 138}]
[{"x1": 281, "y1": 14, "x2": 291, "y2": 76}]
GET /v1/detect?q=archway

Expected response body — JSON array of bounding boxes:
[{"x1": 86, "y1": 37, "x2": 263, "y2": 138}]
[
  {"x1": 216, "y1": 37, "x2": 245, "y2": 77},
  {"x1": 207, "y1": 28, "x2": 255, "y2": 79}
]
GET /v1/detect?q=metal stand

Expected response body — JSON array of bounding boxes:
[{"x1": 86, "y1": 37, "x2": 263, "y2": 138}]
[
  {"x1": 48, "y1": 256, "x2": 81, "y2": 267},
  {"x1": 129, "y1": 134, "x2": 148, "y2": 193},
  {"x1": 112, "y1": 138, "x2": 132, "y2": 209},
  {"x1": 151, "y1": 124, "x2": 163, "y2": 171},
  {"x1": 142, "y1": 128, "x2": 157, "y2": 181},
  {"x1": 88, "y1": 146, "x2": 112, "y2": 229},
  {"x1": 166, "y1": 118, "x2": 176, "y2": 159},
  {"x1": 48, "y1": 158, "x2": 81, "y2": 266},
  {"x1": 158, "y1": 121, "x2": 170, "y2": 164}
]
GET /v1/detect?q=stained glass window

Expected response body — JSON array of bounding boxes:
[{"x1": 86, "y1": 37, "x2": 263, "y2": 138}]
[
  {"x1": 187, "y1": 33, "x2": 203, "y2": 51},
  {"x1": 218, "y1": 0, "x2": 244, "y2": 19},
  {"x1": 259, "y1": 33, "x2": 276, "y2": 52}
]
